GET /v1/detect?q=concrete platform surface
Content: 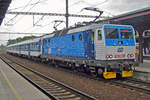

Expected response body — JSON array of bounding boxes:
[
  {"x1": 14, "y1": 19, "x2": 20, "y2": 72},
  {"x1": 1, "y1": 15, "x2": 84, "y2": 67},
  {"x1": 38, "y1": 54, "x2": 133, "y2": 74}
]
[
  {"x1": 0, "y1": 59, "x2": 51, "y2": 100},
  {"x1": 135, "y1": 60, "x2": 150, "y2": 72}
]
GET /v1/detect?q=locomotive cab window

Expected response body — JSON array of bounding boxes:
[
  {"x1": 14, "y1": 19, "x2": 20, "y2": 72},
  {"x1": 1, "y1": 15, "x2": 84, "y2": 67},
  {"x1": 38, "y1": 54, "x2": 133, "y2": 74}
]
[
  {"x1": 98, "y1": 30, "x2": 102, "y2": 40},
  {"x1": 72, "y1": 35, "x2": 75, "y2": 41}
]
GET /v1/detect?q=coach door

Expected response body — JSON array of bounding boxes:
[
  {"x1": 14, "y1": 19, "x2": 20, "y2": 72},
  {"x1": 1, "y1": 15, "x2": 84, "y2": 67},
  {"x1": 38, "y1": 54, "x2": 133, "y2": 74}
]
[
  {"x1": 42, "y1": 39, "x2": 45, "y2": 54},
  {"x1": 94, "y1": 29, "x2": 105, "y2": 60},
  {"x1": 40, "y1": 39, "x2": 43, "y2": 54},
  {"x1": 28, "y1": 44, "x2": 30, "y2": 57}
]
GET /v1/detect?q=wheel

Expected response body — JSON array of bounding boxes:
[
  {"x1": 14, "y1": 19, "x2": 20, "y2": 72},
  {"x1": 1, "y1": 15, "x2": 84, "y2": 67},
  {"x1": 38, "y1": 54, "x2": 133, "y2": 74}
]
[{"x1": 97, "y1": 68, "x2": 103, "y2": 77}]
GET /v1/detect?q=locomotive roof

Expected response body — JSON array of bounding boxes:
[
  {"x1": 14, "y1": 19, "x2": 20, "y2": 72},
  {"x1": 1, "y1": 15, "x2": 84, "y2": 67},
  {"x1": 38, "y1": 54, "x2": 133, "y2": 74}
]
[
  {"x1": 67, "y1": 23, "x2": 103, "y2": 34},
  {"x1": 8, "y1": 22, "x2": 133, "y2": 47},
  {"x1": 42, "y1": 22, "x2": 108, "y2": 38}
]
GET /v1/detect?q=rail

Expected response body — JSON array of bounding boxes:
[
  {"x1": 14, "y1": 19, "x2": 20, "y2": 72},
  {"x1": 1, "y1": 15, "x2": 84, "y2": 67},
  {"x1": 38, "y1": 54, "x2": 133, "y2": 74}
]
[{"x1": 0, "y1": 55, "x2": 97, "y2": 100}]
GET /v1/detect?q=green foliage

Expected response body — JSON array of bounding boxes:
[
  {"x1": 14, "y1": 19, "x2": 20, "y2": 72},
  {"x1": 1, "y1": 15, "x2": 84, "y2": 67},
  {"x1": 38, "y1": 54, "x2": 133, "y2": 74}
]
[{"x1": 7, "y1": 36, "x2": 37, "y2": 45}]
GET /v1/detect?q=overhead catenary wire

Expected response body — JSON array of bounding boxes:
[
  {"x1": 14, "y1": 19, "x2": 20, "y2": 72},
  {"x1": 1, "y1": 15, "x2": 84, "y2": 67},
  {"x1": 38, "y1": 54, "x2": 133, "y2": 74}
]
[
  {"x1": 5, "y1": 0, "x2": 34, "y2": 25},
  {"x1": 8, "y1": 0, "x2": 47, "y2": 11},
  {"x1": 12, "y1": 0, "x2": 42, "y2": 25},
  {"x1": 71, "y1": 0, "x2": 114, "y2": 17},
  {"x1": 4, "y1": 0, "x2": 113, "y2": 37},
  {"x1": 4, "y1": 0, "x2": 45, "y2": 36},
  {"x1": 71, "y1": 0, "x2": 109, "y2": 7}
]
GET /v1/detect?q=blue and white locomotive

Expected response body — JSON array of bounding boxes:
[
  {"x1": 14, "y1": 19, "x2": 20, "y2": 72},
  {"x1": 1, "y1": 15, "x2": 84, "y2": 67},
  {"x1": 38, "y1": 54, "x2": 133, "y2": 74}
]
[{"x1": 7, "y1": 23, "x2": 136, "y2": 79}]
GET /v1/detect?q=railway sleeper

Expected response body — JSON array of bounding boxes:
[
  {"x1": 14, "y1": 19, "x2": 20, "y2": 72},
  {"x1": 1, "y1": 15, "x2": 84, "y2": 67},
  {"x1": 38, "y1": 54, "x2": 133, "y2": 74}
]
[
  {"x1": 49, "y1": 90, "x2": 67, "y2": 94},
  {"x1": 48, "y1": 89, "x2": 67, "y2": 93},
  {"x1": 46, "y1": 88, "x2": 63, "y2": 91},
  {"x1": 56, "y1": 94, "x2": 77, "y2": 99},
  {"x1": 52, "y1": 92, "x2": 73, "y2": 96}
]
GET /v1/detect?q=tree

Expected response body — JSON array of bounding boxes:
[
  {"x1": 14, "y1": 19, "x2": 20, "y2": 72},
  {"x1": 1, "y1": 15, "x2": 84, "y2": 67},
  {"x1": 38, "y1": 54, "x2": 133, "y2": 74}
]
[{"x1": 7, "y1": 36, "x2": 37, "y2": 45}]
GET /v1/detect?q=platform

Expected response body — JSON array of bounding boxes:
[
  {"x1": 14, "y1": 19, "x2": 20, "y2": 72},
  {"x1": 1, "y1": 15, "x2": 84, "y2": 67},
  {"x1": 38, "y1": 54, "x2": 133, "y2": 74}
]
[
  {"x1": 135, "y1": 60, "x2": 150, "y2": 72},
  {"x1": 133, "y1": 59, "x2": 150, "y2": 82},
  {"x1": 0, "y1": 59, "x2": 51, "y2": 100}
]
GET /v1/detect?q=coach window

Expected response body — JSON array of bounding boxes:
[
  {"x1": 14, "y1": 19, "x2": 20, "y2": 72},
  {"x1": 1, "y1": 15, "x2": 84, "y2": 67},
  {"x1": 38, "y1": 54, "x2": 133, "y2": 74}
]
[
  {"x1": 24, "y1": 45, "x2": 26, "y2": 50},
  {"x1": 98, "y1": 30, "x2": 102, "y2": 40},
  {"x1": 34, "y1": 44, "x2": 36, "y2": 49},
  {"x1": 72, "y1": 35, "x2": 75, "y2": 41},
  {"x1": 36, "y1": 43, "x2": 38, "y2": 48},
  {"x1": 78, "y1": 34, "x2": 82, "y2": 40},
  {"x1": 26, "y1": 45, "x2": 27, "y2": 50},
  {"x1": 31, "y1": 43, "x2": 33, "y2": 49}
]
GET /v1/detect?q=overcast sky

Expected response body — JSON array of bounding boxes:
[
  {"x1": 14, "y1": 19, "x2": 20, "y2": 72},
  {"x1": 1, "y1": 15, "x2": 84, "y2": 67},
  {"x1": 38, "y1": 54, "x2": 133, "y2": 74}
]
[{"x1": 0, "y1": 0, "x2": 150, "y2": 45}]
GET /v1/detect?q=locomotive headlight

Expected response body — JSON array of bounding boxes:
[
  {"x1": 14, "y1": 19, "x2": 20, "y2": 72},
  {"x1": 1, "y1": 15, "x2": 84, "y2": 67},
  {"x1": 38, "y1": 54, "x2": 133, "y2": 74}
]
[
  {"x1": 127, "y1": 54, "x2": 134, "y2": 58},
  {"x1": 130, "y1": 54, "x2": 134, "y2": 57},
  {"x1": 106, "y1": 55, "x2": 113, "y2": 59},
  {"x1": 109, "y1": 55, "x2": 113, "y2": 58},
  {"x1": 106, "y1": 55, "x2": 110, "y2": 58}
]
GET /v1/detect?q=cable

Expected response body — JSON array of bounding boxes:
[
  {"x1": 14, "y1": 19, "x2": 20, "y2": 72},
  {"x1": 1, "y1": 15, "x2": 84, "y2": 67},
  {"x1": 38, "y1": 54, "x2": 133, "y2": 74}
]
[
  {"x1": 8, "y1": 0, "x2": 46, "y2": 11},
  {"x1": 5, "y1": 0, "x2": 44, "y2": 35},
  {"x1": 70, "y1": 0, "x2": 108, "y2": 7},
  {"x1": 12, "y1": 0, "x2": 42, "y2": 25},
  {"x1": 5, "y1": 0, "x2": 34, "y2": 25}
]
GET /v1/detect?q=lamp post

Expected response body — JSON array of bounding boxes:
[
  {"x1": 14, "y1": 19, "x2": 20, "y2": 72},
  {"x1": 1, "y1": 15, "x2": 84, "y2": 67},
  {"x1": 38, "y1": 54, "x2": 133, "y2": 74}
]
[{"x1": 66, "y1": 0, "x2": 69, "y2": 28}]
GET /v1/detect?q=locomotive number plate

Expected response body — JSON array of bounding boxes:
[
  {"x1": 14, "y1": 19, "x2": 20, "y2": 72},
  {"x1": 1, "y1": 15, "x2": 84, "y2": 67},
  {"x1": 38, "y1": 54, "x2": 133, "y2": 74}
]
[{"x1": 114, "y1": 54, "x2": 125, "y2": 58}]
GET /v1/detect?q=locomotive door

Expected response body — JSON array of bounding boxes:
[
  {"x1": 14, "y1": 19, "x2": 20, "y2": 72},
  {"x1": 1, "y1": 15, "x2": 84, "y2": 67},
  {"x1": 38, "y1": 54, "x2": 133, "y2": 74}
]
[
  {"x1": 84, "y1": 30, "x2": 95, "y2": 59},
  {"x1": 94, "y1": 29, "x2": 105, "y2": 60}
]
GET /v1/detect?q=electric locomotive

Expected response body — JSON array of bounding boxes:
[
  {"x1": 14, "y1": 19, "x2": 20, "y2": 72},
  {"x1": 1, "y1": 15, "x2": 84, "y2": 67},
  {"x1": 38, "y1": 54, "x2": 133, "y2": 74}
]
[
  {"x1": 7, "y1": 23, "x2": 136, "y2": 79},
  {"x1": 41, "y1": 23, "x2": 136, "y2": 79}
]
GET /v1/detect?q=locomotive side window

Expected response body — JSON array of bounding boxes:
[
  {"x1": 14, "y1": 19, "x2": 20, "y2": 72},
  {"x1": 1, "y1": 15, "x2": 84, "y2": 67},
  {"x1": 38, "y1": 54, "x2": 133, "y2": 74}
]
[
  {"x1": 91, "y1": 32, "x2": 94, "y2": 41},
  {"x1": 105, "y1": 28, "x2": 119, "y2": 39},
  {"x1": 72, "y1": 35, "x2": 75, "y2": 41},
  {"x1": 120, "y1": 29, "x2": 133, "y2": 39},
  {"x1": 98, "y1": 30, "x2": 102, "y2": 40},
  {"x1": 48, "y1": 39, "x2": 51, "y2": 44},
  {"x1": 78, "y1": 34, "x2": 82, "y2": 40}
]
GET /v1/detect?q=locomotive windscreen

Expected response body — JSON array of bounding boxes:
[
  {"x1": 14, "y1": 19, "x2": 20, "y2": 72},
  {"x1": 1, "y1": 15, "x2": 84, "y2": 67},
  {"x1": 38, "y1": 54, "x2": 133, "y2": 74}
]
[{"x1": 104, "y1": 25, "x2": 135, "y2": 46}]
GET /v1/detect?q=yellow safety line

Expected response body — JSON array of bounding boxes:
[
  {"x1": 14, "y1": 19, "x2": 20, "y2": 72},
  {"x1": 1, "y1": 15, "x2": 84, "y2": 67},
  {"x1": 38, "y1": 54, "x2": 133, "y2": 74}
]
[{"x1": 0, "y1": 69, "x2": 23, "y2": 100}]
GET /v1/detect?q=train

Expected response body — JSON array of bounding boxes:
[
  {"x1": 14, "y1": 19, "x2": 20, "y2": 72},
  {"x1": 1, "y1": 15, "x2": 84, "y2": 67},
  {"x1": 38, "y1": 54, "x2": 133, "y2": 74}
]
[{"x1": 7, "y1": 23, "x2": 136, "y2": 79}]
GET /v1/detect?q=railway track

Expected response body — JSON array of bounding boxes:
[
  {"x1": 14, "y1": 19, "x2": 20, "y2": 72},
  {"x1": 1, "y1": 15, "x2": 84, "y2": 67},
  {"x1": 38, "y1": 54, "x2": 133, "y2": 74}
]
[
  {"x1": 2, "y1": 53, "x2": 150, "y2": 99},
  {"x1": 0, "y1": 55, "x2": 97, "y2": 100},
  {"x1": 44, "y1": 59, "x2": 150, "y2": 95},
  {"x1": 110, "y1": 79, "x2": 150, "y2": 94}
]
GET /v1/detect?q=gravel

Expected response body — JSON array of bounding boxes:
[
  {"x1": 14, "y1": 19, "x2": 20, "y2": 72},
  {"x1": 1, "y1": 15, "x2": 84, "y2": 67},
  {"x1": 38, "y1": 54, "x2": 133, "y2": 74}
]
[{"x1": 3, "y1": 53, "x2": 150, "y2": 100}]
